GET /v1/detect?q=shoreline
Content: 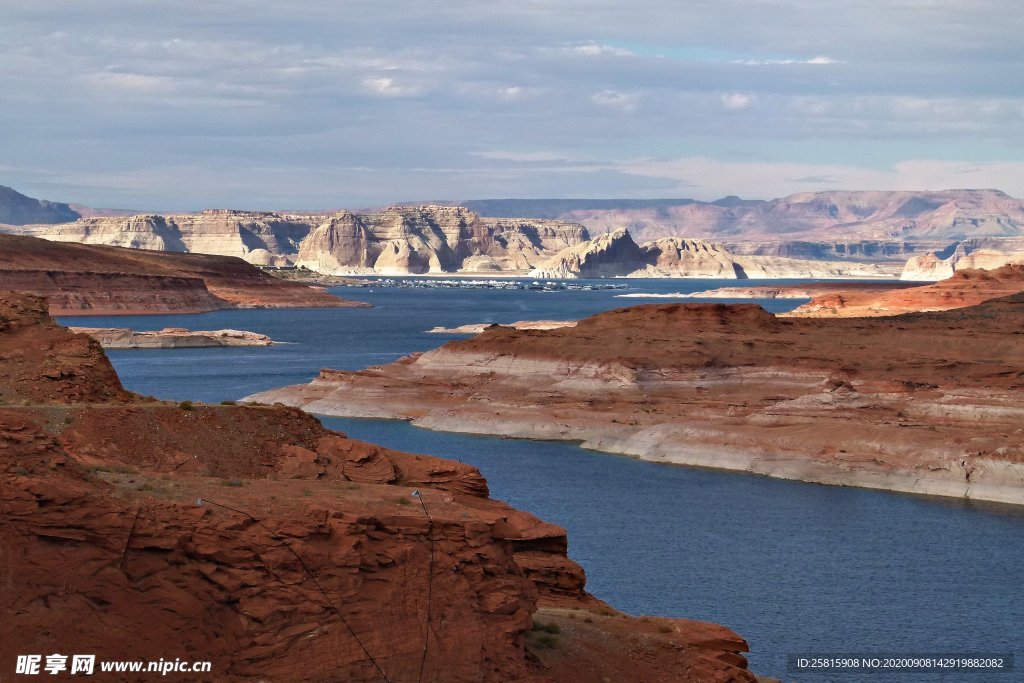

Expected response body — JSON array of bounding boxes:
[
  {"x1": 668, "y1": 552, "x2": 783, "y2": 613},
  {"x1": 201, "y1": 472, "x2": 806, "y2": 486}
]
[
  {"x1": 300, "y1": 407, "x2": 1024, "y2": 508},
  {"x1": 246, "y1": 293, "x2": 1024, "y2": 511}
]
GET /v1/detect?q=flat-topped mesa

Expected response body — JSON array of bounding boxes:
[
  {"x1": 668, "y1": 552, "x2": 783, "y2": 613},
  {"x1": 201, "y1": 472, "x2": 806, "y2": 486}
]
[
  {"x1": 251, "y1": 292, "x2": 1024, "y2": 506},
  {"x1": 788, "y1": 263, "x2": 1024, "y2": 317},
  {"x1": 0, "y1": 233, "x2": 363, "y2": 314},
  {"x1": 0, "y1": 289, "x2": 756, "y2": 682}
]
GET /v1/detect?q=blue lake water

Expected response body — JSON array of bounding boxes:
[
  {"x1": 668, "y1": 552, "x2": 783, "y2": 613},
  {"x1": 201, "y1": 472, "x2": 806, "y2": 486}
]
[{"x1": 59, "y1": 278, "x2": 1024, "y2": 682}]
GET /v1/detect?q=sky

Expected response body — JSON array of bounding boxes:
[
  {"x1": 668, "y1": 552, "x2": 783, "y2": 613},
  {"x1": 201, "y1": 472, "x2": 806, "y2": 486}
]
[{"x1": 2, "y1": 0, "x2": 1023, "y2": 210}]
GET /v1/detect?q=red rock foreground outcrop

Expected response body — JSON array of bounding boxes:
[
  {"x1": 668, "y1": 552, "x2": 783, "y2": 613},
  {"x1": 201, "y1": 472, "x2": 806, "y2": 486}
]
[
  {"x1": 785, "y1": 264, "x2": 1024, "y2": 317},
  {"x1": 0, "y1": 234, "x2": 365, "y2": 314},
  {"x1": 0, "y1": 292, "x2": 754, "y2": 682},
  {"x1": 250, "y1": 284, "x2": 1024, "y2": 506}
]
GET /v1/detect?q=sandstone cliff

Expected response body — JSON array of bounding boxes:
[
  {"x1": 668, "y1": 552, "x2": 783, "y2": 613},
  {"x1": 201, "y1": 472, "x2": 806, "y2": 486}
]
[
  {"x1": 0, "y1": 185, "x2": 81, "y2": 225},
  {"x1": 529, "y1": 229, "x2": 901, "y2": 279},
  {"x1": 8, "y1": 209, "x2": 318, "y2": 266},
  {"x1": 7, "y1": 205, "x2": 591, "y2": 275},
  {"x1": 250, "y1": 295, "x2": 1024, "y2": 506},
  {"x1": 0, "y1": 292, "x2": 756, "y2": 682},
  {"x1": 295, "y1": 206, "x2": 589, "y2": 275},
  {"x1": 0, "y1": 234, "x2": 362, "y2": 314},
  {"x1": 900, "y1": 237, "x2": 1024, "y2": 280},
  {"x1": 528, "y1": 229, "x2": 649, "y2": 278}
]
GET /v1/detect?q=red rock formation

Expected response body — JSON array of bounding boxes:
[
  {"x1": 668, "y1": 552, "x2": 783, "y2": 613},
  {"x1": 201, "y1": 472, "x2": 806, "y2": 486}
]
[
  {"x1": 0, "y1": 293, "x2": 755, "y2": 682},
  {"x1": 787, "y1": 264, "x2": 1024, "y2": 317},
  {"x1": 0, "y1": 234, "x2": 365, "y2": 314}
]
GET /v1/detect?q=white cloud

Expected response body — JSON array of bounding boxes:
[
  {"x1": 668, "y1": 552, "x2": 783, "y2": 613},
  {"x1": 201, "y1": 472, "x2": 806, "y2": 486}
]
[
  {"x1": 361, "y1": 77, "x2": 422, "y2": 97},
  {"x1": 562, "y1": 42, "x2": 634, "y2": 57},
  {"x1": 591, "y1": 89, "x2": 640, "y2": 112},
  {"x1": 472, "y1": 150, "x2": 575, "y2": 163},
  {"x1": 731, "y1": 55, "x2": 844, "y2": 66},
  {"x1": 720, "y1": 92, "x2": 756, "y2": 110}
]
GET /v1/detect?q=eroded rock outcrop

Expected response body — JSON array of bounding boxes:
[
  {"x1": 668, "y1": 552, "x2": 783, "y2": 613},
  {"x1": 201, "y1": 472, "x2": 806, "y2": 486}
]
[
  {"x1": 0, "y1": 292, "x2": 756, "y2": 682},
  {"x1": 251, "y1": 295, "x2": 1024, "y2": 506},
  {"x1": 7, "y1": 210, "x2": 317, "y2": 265},
  {"x1": 787, "y1": 264, "x2": 1024, "y2": 317},
  {"x1": 900, "y1": 237, "x2": 1024, "y2": 280},
  {"x1": 295, "y1": 206, "x2": 590, "y2": 275},
  {"x1": 528, "y1": 229, "x2": 901, "y2": 279},
  {"x1": 0, "y1": 234, "x2": 363, "y2": 314},
  {"x1": 528, "y1": 229, "x2": 648, "y2": 278}
]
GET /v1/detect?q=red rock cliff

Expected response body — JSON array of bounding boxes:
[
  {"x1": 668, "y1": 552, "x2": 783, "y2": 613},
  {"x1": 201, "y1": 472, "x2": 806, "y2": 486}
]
[
  {"x1": 0, "y1": 234, "x2": 365, "y2": 314},
  {"x1": 0, "y1": 293, "x2": 755, "y2": 682}
]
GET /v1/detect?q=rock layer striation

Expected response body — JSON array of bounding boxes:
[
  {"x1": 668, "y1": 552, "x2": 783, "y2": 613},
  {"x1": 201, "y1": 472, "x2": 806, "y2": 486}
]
[{"x1": 0, "y1": 234, "x2": 362, "y2": 314}]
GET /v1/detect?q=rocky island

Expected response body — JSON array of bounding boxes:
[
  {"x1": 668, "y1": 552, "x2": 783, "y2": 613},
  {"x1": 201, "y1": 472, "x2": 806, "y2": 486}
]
[
  {"x1": 428, "y1": 320, "x2": 577, "y2": 335},
  {"x1": 71, "y1": 327, "x2": 276, "y2": 349},
  {"x1": 0, "y1": 291, "x2": 756, "y2": 682},
  {"x1": 248, "y1": 270, "x2": 1024, "y2": 507}
]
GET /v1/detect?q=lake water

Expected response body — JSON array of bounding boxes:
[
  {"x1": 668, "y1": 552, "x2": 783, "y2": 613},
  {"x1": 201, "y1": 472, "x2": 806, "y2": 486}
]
[{"x1": 59, "y1": 278, "x2": 1024, "y2": 682}]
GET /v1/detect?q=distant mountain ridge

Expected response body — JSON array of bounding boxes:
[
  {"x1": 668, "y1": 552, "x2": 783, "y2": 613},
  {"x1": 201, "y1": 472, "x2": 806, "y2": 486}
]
[
  {"x1": 461, "y1": 189, "x2": 1024, "y2": 242},
  {"x1": 0, "y1": 185, "x2": 80, "y2": 225}
]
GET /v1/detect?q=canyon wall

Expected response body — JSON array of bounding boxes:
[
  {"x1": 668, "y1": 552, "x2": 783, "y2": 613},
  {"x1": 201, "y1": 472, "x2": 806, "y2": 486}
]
[
  {"x1": 529, "y1": 229, "x2": 901, "y2": 279},
  {"x1": 5, "y1": 205, "x2": 592, "y2": 275},
  {"x1": 0, "y1": 291, "x2": 756, "y2": 682},
  {"x1": 900, "y1": 237, "x2": 1024, "y2": 280}
]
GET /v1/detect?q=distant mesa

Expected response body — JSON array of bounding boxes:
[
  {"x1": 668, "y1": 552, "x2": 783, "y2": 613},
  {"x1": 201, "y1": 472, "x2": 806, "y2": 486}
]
[
  {"x1": 0, "y1": 185, "x2": 80, "y2": 225},
  {"x1": 464, "y1": 189, "x2": 1024, "y2": 243}
]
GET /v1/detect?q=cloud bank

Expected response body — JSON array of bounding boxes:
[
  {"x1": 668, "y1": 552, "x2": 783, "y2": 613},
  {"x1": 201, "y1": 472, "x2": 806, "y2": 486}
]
[{"x1": 1, "y1": 0, "x2": 1021, "y2": 208}]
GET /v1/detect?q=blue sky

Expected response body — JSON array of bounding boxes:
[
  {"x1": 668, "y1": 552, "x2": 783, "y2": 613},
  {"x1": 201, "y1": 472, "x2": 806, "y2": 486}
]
[{"x1": 2, "y1": 0, "x2": 1022, "y2": 209}]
